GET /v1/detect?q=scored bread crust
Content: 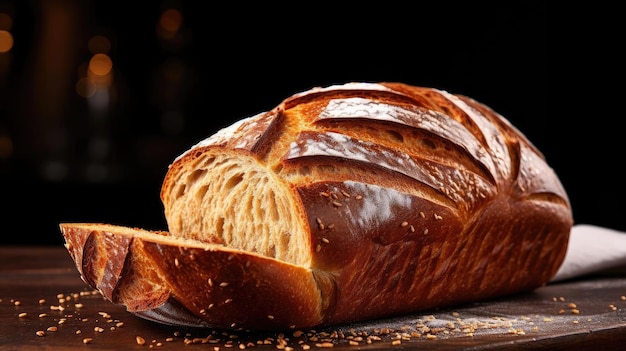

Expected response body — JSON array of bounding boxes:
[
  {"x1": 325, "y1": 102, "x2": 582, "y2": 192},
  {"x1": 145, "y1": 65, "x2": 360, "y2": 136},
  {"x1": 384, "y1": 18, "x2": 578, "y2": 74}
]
[{"x1": 60, "y1": 82, "x2": 573, "y2": 331}]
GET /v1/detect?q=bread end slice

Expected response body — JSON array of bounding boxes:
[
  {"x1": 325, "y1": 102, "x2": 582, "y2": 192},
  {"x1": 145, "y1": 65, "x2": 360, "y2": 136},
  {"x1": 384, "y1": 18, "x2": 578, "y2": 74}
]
[{"x1": 59, "y1": 223, "x2": 329, "y2": 330}]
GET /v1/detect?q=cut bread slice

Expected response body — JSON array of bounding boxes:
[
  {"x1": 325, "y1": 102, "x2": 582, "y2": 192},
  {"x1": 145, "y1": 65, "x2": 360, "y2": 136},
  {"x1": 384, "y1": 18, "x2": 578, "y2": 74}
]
[{"x1": 60, "y1": 223, "x2": 329, "y2": 330}]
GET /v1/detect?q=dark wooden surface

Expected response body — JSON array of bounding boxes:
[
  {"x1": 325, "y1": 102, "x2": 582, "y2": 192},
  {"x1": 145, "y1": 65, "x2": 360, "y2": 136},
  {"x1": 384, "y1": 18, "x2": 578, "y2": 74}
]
[{"x1": 1, "y1": 246, "x2": 626, "y2": 350}]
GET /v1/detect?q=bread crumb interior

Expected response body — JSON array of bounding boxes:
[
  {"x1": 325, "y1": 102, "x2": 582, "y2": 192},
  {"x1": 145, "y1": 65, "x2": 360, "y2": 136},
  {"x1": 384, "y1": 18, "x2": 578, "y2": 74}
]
[{"x1": 163, "y1": 152, "x2": 310, "y2": 267}]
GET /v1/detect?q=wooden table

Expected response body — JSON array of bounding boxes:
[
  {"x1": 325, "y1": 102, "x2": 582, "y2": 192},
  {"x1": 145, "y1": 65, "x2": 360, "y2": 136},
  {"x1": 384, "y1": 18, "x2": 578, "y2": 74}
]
[{"x1": 2, "y1": 246, "x2": 626, "y2": 350}]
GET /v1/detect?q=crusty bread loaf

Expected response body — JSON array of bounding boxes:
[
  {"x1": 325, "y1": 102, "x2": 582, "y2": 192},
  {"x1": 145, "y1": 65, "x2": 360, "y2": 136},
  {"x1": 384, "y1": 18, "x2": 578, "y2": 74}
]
[{"x1": 60, "y1": 82, "x2": 573, "y2": 331}]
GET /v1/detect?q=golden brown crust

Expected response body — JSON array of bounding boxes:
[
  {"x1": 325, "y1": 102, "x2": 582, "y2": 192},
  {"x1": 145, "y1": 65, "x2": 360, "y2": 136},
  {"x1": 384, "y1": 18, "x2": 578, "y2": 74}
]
[{"x1": 61, "y1": 82, "x2": 573, "y2": 331}]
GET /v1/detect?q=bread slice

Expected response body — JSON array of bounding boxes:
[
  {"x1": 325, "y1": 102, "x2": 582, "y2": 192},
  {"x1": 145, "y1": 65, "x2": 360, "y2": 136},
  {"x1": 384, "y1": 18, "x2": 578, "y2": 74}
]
[
  {"x1": 60, "y1": 82, "x2": 573, "y2": 331},
  {"x1": 60, "y1": 223, "x2": 326, "y2": 329}
]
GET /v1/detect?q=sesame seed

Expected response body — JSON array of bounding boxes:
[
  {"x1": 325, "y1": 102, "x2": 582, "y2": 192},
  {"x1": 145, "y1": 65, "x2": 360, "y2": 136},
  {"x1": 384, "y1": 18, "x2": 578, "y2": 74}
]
[
  {"x1": 268, "y1": 315, "x2": 275, "y2": 320},
  {"x1": 423, "y1": 229, "x2": 429, "y2": 235},
  {"x1": 316, "y1": 218, "x2": 325, "y2": 230},
  {"x1": 208, "y1": 278, "x2": 213, "y2": 286},
  {"x1": 434, "y1": 214, "x2": 442, "y2": 220},
  {"x1": 320, "y1": 192, "x2": 330, "y2": 197},
  {"x1": 18, "y1": 312, "x2": 27, "y2": 318},
  {"x1": 36, "y1": 331, "x2": 45, "y2": 337},
  {"x1": 341, "y1": 190, "x2": 350, "y2": 197},
  {"x1": 355, "y1": 195, "x2": 362, "y2": 200},
  {"x1": 401, "y1": 221, "x2": 408, "y2": 227},
  {"x1": 220, "y1": 282, "x2": 229, "y2": 287},
  {"x1": 410, "y1": 225, "x2": 415, "y2": 232},
  {"x1": 83, "y1": 338, "x2": 93, "y2": 344},
  {"x1": 332, "y1": 201, "x2": 342, "y2": 207},
  {"x1": 315, "y1": 342, "x2": 334, "y2": 348},
  {"x1": 175, "y1": 258, "x2": 180, "y2": 267},
  {"x1": 419, "y1": 212, "x2": 425, "y2": 218},
  {"x1": 321, "y1": 238, "x2": 329, "y2": 244},
  {"x1": 136, "y1": 336, "x2": 146, "y2": 345}
]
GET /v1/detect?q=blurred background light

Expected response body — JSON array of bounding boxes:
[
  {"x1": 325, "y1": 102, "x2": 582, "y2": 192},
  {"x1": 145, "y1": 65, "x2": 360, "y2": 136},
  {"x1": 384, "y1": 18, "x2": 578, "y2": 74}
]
[
  {"x1": 0, "y1": 29, "x2": 12, "y2": 53},
  {"x1": 76, "y1": 76, "x2": 96, "y2": 98},
  {"x1": 0, "y1": 132, "x2": 13, "y2": 159},
  {"x1": 88, "y1": 34, "x2": 110, "y2": 54},
  {"x1": 157, "y1": 8, "x2": 182, "y2": 39},
  {"x1": 89, "y1": 53, "x2": 112, "y2": 76},
  {"x1": 0, "y1": 11, "x2": 12, "y2": 30}
]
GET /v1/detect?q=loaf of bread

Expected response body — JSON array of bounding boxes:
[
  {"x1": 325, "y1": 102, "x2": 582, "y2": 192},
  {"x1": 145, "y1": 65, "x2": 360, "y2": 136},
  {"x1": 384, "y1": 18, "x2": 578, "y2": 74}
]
[{"x1": 60, "y1": 82, "x2": 573, "y2": 331}]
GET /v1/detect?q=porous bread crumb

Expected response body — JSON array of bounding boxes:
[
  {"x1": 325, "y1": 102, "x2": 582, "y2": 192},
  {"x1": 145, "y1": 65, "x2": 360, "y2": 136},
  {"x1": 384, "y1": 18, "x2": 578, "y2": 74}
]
[{"x1": 162, "y1": 152, "x2": 310, "y2": 266}]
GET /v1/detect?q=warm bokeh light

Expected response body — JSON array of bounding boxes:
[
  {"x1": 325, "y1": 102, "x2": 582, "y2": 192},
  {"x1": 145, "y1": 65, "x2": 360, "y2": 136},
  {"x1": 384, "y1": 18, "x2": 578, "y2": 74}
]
[
  {"x1": 157, "y1": 8, "x2": 182, "y2": 39},
  {"x1": 0, "y1": 12, "x2": 12, "y2": 31},
  {"x1": 160, "y1": 9, "x2": 182, "y2": 32},
  {"x1": 0, "y1": 30, "x2": 13, "y2": 53},
  {"x1": 89, "y1": 53, "x2": 112, "y2": 76},
  {"x1": 0, "y1": 134, "x2": 13, "y2": 159},
  {"x1": 88, "y1": 35, "x2": 111, "y2": 54},
  {"x1": 75, "y1": 77, "x2": 97, "y2": 98}
]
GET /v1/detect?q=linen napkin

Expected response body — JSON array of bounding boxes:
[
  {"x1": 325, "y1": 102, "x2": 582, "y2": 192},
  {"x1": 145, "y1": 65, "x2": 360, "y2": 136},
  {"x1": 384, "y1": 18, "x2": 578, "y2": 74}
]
[{"x1": 550, "y1": 224, "x2": 626, "y2": 282}]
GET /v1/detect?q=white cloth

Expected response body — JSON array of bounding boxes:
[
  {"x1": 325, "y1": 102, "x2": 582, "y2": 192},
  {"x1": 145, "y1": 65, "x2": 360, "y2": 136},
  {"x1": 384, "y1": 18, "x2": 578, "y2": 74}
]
[{"x1": 550, "y1": 224, "x2": 626, "y2": 282}]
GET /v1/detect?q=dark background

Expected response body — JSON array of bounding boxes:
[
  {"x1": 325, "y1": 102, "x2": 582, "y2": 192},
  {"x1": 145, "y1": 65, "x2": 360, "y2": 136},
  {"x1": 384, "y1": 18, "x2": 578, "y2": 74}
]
[{"x1": 1, "y1": 1, "x2": 623, "y2": 245}]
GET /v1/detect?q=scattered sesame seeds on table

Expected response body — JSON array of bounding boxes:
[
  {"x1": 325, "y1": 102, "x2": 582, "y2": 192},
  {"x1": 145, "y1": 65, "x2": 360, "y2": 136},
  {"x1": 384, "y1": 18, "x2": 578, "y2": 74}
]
[{"x1": 1, "y1": 246, "x2": 626, "y2": 350}]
